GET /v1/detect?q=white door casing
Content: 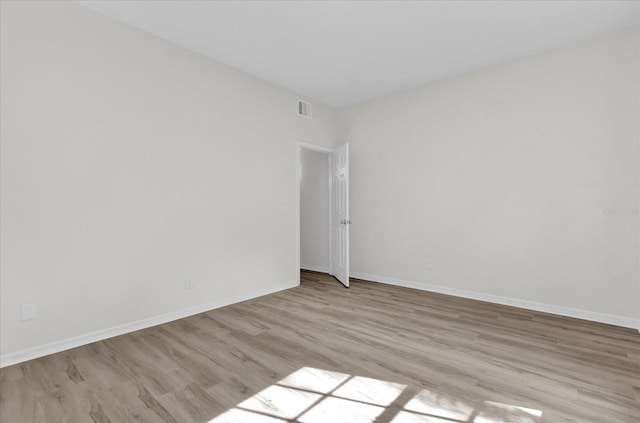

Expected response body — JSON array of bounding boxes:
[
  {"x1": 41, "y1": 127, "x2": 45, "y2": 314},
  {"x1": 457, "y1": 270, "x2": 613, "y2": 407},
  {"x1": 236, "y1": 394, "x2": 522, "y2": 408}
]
[{"x1": 330, "y1": 143, "x2": 349, "y2": 287}]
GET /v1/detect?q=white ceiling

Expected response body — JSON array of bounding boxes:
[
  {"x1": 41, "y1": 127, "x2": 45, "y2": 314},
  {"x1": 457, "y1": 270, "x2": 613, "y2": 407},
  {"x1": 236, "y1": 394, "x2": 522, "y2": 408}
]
[{"x1": 77, "y1": 1, "x2": 639, "y2": 108}]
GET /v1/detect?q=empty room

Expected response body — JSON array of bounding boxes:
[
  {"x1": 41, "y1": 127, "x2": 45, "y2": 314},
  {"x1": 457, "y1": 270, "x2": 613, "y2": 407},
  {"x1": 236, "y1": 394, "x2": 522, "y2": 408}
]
[{"x1": 1, "y1": 1, "x2": 639, "y2": 422}]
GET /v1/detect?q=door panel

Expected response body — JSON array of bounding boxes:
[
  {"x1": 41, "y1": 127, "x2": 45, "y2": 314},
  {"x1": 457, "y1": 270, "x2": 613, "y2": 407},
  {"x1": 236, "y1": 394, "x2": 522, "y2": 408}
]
[{"x1": 330, "y1": 143, "x2": 349, "y2": 287}]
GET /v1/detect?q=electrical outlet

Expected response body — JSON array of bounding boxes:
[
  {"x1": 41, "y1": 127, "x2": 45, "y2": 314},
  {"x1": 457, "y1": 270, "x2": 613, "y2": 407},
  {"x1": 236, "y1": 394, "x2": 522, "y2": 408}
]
[
  {"x1": 21, "y1": 304, "x2": 36, "y2": 321},
  {"x1": 185, "y1": 279, "x2": 194, "y2": 290},
  {"x1": 426, "y1": 260, "x2": 433, "y2": 270}
]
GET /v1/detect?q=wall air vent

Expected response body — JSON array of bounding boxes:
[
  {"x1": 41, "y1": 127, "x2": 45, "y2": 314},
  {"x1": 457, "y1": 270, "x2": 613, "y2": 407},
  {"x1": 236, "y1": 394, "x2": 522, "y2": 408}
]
[{"x1": 298, "y1": 100, "x2": 312, "y2": 118}]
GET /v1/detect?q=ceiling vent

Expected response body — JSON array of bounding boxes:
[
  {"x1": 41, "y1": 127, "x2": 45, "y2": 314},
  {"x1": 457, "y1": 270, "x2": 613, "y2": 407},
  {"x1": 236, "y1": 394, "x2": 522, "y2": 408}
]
[{"x1": 298, "y1": 100, "x2": 312, "y2": 118}]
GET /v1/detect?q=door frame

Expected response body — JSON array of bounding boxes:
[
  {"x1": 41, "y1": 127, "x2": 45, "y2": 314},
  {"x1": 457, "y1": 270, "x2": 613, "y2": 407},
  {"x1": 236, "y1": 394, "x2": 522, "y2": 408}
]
[{"x1": 296, "y1": 141, "x2": 333, "y2": 284}]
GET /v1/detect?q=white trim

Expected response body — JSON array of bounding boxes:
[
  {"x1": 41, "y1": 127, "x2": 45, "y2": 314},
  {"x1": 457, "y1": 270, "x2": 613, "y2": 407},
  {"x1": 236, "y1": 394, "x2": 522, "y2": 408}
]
[
  {"x1": 300, "y1": 264, "x2": 330, "y2": 273},
  {"x1": 327, "y1": 152, "x2": 333, "y2": 276},
  {"x1": 298, "y1": 141, "x2": 332, "y2": 154},
  {"x1": 0, "y1": 280, "x2": 298, "y2": 368},
  {"x1": 351, "y1": 272, "x2": 640, "y2": 330},
  {"x1": 296, "y1": 144, "x2": 301, "y2": 284}
]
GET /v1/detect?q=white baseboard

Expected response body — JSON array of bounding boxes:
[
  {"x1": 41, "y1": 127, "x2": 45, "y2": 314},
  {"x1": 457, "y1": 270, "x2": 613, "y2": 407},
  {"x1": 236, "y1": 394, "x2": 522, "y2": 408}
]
[
  {"x1": 0, "y1": 280, "x2": 298, "y2": 368},
  {"x1": 350, "y1": 272, "x2": 640, "y2": 331},
  {"x1": 301, "y1": 264, "x2": 330, "y2": 273}
]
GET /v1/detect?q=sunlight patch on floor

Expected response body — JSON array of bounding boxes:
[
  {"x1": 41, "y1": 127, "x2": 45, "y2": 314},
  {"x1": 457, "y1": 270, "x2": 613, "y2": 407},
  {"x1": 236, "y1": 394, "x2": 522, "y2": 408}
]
[
  {"x1": 475, "y1": 401, "x2": 542, "y2": 423},
  {"x1": 208, "y1": 366, "x2": 543, "y2": 423},
  {"x1": 333, "y1": 375, "x2": 406, "y2": 407},
  {"x1": 278, "y1": 367, "x2": 350, "y2": 394},
  {"x1": 238, "y1": 385, "x2": 321, "y2": 419},
  {"x1": 298, "y1": 396, "x2": 384, "y2": 423},
  {"x1": 404, "y1": 387, "x2": 475, "y2": 420},
  {"x1": 391, "y1": 410, "x2": 457, "y2": 422}
]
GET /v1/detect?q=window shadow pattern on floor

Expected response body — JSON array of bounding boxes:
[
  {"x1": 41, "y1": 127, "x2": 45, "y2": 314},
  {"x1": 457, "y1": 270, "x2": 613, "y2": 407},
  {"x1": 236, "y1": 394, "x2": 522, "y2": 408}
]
[{"x1": 209, "y1": 367, "x2": 542, "y2": 423}]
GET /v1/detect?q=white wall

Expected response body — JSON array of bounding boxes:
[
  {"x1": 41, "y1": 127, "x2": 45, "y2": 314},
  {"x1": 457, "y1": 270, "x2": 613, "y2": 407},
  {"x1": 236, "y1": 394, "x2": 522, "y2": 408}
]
[
  {"x1": 300, "y1": 149, "x2": 330, "y2": 272},
  {"x1": 0, "y1": 1, "x2": 338, "y2": 359},
  {"x1": 341, "y1": 27, "x2": 640, "y2": 324},
  {"x1": 2, "y1": 1, "x2": 638, "y2": 364}
]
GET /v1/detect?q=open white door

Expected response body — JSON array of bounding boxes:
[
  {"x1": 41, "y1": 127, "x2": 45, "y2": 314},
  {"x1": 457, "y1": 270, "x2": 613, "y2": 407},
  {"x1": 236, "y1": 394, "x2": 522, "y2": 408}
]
[{"x1": 330, "y1": 143, "x2": 349, "y2": 287}]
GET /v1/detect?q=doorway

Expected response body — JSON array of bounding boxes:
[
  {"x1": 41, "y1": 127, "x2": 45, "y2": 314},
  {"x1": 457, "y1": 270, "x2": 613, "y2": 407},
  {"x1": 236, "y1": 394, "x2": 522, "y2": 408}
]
[
  {"x1": 297, "y1": 142, "x2": 350, "y2": 287},
  {"x1": 299, "y1": 147, "x2": 330, "y2": 273}
]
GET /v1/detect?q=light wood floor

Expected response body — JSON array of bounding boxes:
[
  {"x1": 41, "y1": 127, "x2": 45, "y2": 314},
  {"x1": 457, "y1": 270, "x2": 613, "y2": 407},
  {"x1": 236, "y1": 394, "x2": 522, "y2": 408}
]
[{"x1": 1, "y1": 271, "x2": 639, "y2": 422}]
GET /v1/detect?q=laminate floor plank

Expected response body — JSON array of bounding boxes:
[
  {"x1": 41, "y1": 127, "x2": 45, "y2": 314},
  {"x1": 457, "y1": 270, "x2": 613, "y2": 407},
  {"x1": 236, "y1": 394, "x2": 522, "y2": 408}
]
[{"x1": 1, "y1": 270, "x2": 639, "y2": 422}]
